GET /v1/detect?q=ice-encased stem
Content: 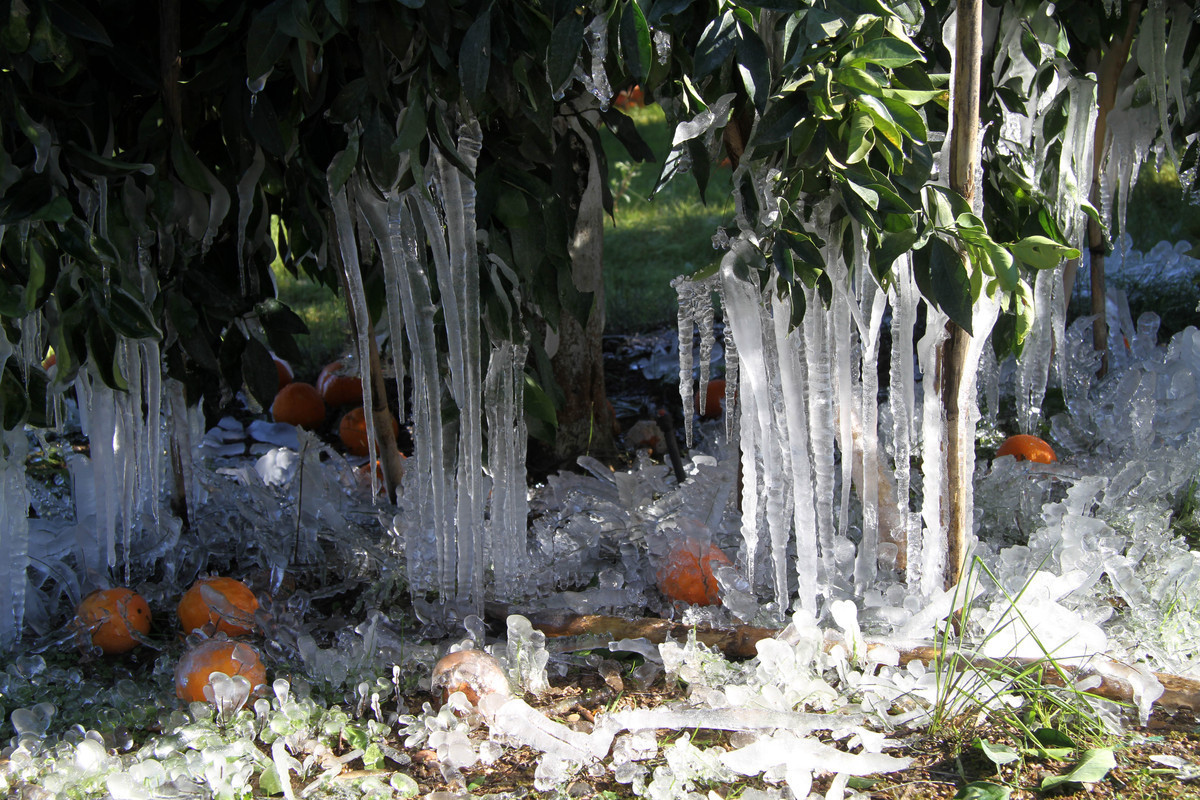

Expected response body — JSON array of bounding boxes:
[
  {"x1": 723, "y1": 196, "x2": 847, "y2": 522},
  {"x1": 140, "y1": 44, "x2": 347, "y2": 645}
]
[
  {"x1": 889, "y1": 255, "x2": 919, "y2": 588},
  {"x1": 917, "y1": 307, "x2": 950, "y2": 598}
]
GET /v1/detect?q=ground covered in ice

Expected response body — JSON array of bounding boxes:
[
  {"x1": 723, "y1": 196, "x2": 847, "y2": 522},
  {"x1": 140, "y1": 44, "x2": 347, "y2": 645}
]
[{"x1": 6, "y1": 311, "x2": 1200, "y2": 798}]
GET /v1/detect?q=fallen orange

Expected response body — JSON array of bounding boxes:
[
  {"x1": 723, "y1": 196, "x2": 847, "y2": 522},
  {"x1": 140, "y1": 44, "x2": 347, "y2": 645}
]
[
  {"x1": 273, "y1": 356, "x2": 293, "y2": 391},
  {"x1": 75, "y1": 587, "x2": 151, "y2": 654},
  {"x1": 271, "y1": 382, "x2": 326, "y2": 429},
  {"x1": 694, "y1": 378, "x2": 728, "y2": 421},
  {"x1": 338, "y1": 406, "x2": 400, "y2": 457},
  {"x1": 995, "y1": 433, "x2": 1057, "y2": 464},
  {"x1": 175, "y1": 639, "x2": 268, "y2": 703},
  {"x1": 656, "y1": 537, "x2": 732, "y2": 606},
  {"x1": 178, "y1": 576, "x2": 260, "y2": 637},
  {"x1": 317, "y1": 360, "x2": 363, "y2": 408}
]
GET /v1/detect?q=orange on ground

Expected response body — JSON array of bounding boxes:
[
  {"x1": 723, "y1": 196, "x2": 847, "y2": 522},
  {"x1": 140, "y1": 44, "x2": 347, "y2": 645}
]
[
  {"x1": 273, "y1": 356, "x2": 293, "y2": 391},
  {"x1": 175, "y1": 639, "x2": 268, "y2": 704},
  {"x1": 75, "y1": 587, "x2": 151, "y2": 654},
  {"x1": 271, "y1": 382, "x2": 325, "y2": 429},
  {"x1": 317, "y1": 360, "x2": 363, "y2": 407},
  {"x1": 695, "y1": 378, "x2": 728, "y2": 421},
  {"x1": 995, "y1": 433, "x2": 1057, "y2": 464},
  {"x1": 338, "y1": 406, "x2": 400, "y2": 457},
  {"x1": 656, "y1": 537, "x2": 732, "y2": 606},
  {"x1": 178, "y1": 576, "x2": 260, "y2": 637}
]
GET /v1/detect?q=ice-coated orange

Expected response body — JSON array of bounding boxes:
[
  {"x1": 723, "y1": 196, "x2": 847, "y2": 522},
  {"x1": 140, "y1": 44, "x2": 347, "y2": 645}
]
[
  {"x1": 995, "y1": 434, "x2": 1057, "y2": 464},
  {"x1": 175, "y1": 639, "x2": 268, "y2": 703},
  {"x1": 75, "y1": 588, "x2": 152, "y2": 654},
  {"x1": 178, "y1": 576, "x2": 259, "y2": 637},
  {"x1": 338, "y1": 406, "x2": 400, "y2": 457},
  {"x1": 271, "y1": 382, "x2": 326, "y2": 429},
  {"x1": 656, "y1": 537, "x2": 732, "y2": 606}
]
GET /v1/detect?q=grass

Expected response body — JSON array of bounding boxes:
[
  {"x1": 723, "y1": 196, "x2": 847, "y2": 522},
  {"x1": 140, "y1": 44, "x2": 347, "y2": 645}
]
[
  {"x1": 601, "y1": 103, "x2": 736, "y2": 333},
  {"x1": 271, "y1": 267, "x2": 353, "y2": 383}
]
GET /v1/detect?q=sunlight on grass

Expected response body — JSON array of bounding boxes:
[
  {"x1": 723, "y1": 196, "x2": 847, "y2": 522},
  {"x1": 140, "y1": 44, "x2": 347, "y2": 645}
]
[
  {"x1": 271, "y1": 266, "x2": 352, "y2": 382},
  {"x1": 602, "y1": 104, "x2": 735, "y2": 333}
]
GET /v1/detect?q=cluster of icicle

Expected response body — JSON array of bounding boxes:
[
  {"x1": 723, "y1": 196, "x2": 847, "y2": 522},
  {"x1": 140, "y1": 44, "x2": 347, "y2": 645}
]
[{"x1": 330, "y1": 117, "x2": 529, "y2": 614}]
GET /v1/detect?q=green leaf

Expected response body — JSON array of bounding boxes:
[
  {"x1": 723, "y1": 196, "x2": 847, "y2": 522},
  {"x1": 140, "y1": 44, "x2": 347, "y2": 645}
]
[
  {"x1": 953, "y1": 781, "x2": 1012, "y2": 800},
  {"x1": 695, "y1": 11, "x2": 737, "y2": 78},
  {"x1": 928, "y1": 236, "x2": 973, "y2": 334},
  {"x1": 1032, "y1": 728, "x2": 1075, "y2": 749},
  {"x1": 45, "y1": 0, "x2": 112, "y2": 46},
  {"x1": 65, "y1": 143, "x2": 156, "y2": 177},
  {"x1": 524, "y1": 373, "x2": 558, "y2": 429},
  {"x1": 619, "y1": 2, "x2": 652, "y2": 83},
  {"x1": 364, "y1": 109, "x2": 400, "y2": 190},
  {"x1": 278, "y1": 0, "x2": 321, "y2": 43},
  {"x1": 363, "y1": 743, "x2": 384, "y2": 771},
  {"x1": 327, "y1": 130, "x2": 360, "y2": 195},
  {"x1": 1008, "y1": 235, "x2": 1079, "y2": 271},
  {"x1": 736, "y1": 23, "x2": 770, "y2": 114},
  {"x1": 976, "y1": 739, "x2": 1019, "y2": 767},
  {"x1": 879, "y1": 95, "x2": 927, "y2": 143},
  {"x1": 754, "y1": 90, "x2": 808, "y2": 147},
  {"x1": 460, "y1": 7, "x2": 493, "y2": 110},
  {"x1": 241, "y1": 336, "x2": 278, "y2": 408},
  {"x1": 170, "y1": 134, "x2": 214, "y2": 193},
  {"x1": 1040, "y1": 748, "x2": 1116, "y2": 790},
  {"x1": 548, "y1": 10, "x2": 585, "y2": 92},
  {"x1": 99, "y1": 286, "x2": 161, "y2": 340},
  {"x1": 842, "y1": 36, "x2": 922, "y2": 68},
  {"x1": 857, "y1": 95, "x2": 902, "y2": 148},
  {"x1": 0, "y1": 365, "x2": 30, "y2": 431},
  {"x1": 325, "y1": 0, "x2": 350, "y2": 27},
  {"x1": 31, "y1": 196, "x2": 73, "y2": 224},
  {"x1": 846, "y1": 111, "x2": 873, "y2": 164}
]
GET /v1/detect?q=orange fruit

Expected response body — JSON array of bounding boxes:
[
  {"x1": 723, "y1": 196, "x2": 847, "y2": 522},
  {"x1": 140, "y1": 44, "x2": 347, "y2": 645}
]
[
  {"x1": 995, "y1": 434, "x2": 1057, "y2": 464},
  {"x1": 338, "y1": 406, "x2": 400, "y2": 457},
  {"x1": 178, "y1": 577, "x2": 260, "y2": 637},
  {"x1": 273, "y1": 356, "x2": 293, "y2": 391},
  {"x1": 656, "y1": 537, "x2": 732, "y2": 606},
  {"x1": 694, "y1": 378, "x2": 728, "y2": 421},
  {"x1": 42, "y1": 351, "x2": 56, "y2": 370},
  {"x1": 175, "y1": 639, "x2": 268, "y2": 703},
  {"x1": 271, "y1": 382, "x2": 326, "y2": 429},
  {"x1": 317, "y1": 360, "x2": 363, "y2": 407},
  {"x1": 74, "y1": 588, "x2": 152, "y2": 654},
  {"x1": 430, "y1": 649, "x2": 511, "y2": 707}
]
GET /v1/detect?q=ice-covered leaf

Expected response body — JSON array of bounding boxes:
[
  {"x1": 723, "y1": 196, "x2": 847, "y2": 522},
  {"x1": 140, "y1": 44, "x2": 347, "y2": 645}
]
[{"x1": 954, "y1": 781, "x2": 1011, "y2": 800}]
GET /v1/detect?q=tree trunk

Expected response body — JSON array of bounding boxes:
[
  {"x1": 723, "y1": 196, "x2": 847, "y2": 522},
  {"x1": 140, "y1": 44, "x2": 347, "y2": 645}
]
[
  {"x1": 941, "y1": 0, "x2": 984, "y2": 590},
  {"x1": 1087, "y1": 3, "x2": 1142, "y2": 378},
  {"x1": 551, "y1": 120, "x2": 616, "y2": 462}
]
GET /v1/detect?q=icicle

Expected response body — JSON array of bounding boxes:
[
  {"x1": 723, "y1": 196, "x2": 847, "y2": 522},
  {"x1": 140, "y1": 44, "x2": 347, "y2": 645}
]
[
  {"x1": 1136, "y1": 2, "x2": 1173, "y2": 164},
  {"x1": 674, "y1": 281, "x2": 695, "y2": 448},
  {"x1": 330, "y1": 177, "x2": 381, "y2": 499},
  {"x1": 485, "y1": 341, "x2": 530, "y2": 598},
  {"x1": 772, "y1": 289, "x2": 817, "y2": 612},
  {"x1": 1015, "y1": 268, "x2": 1059, "y2": 433},
  {"x1": 75, "y1": 369, "x2": 118, "y2": 572},
  {"x1": 830, "y1": 261, "x2": 855, "y2": 546},
  {"x1": 889, "y1": 255, "x2": 920, "y2": 589},
  {"x1": 853, "y1": 271, "x2": 888, "y2": 595},
  {"x1": 360, "y1": 188, "x2": 451, "y2": 597},
  {"x1": 1055, "y1": 77, "x2": 1098, "y2": 246},
  {"x1": 0, "y1": 426, "x2": 30, "y2": 650},
  {"x1": 433, "y1": 119, "x2": 486, "y2": 610}
]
